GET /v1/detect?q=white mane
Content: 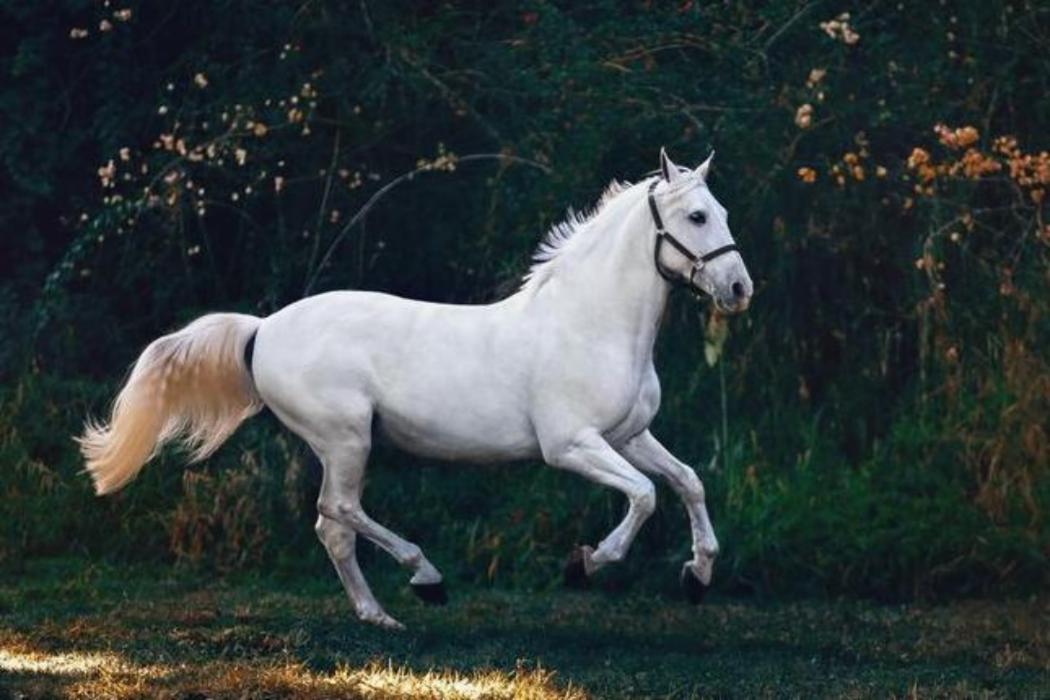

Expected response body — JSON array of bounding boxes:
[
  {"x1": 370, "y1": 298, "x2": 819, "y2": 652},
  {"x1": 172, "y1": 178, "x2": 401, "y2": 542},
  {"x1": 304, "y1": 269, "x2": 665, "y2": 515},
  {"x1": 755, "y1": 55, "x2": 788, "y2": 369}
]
[{"x1": 521, "y1": 178, "x2": 637, "y2": 290}]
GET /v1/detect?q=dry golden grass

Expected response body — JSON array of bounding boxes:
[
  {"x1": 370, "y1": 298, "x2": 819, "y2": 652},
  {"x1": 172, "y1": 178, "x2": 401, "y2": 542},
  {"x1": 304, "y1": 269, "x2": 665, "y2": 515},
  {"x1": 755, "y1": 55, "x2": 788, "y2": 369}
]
[
  {"x1": 1, "y1": 639, "x2": 584, "y2": 700},
  {"x1": 2, "y1": 559, "x2": 1047, "y2": 699}
]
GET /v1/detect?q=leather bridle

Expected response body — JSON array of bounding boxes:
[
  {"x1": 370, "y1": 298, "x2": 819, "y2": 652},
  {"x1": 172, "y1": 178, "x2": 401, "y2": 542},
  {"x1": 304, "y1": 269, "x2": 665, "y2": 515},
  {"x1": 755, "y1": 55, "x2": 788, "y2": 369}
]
[{"x1": 647, "y1": 179, "x2": 738, "y2": 296}]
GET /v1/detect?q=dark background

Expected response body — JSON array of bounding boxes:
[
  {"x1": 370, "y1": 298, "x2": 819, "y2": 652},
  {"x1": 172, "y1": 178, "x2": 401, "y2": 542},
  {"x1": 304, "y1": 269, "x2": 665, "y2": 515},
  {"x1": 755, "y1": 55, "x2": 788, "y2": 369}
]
[{"x1": 1, "y1": 0, "x2": 1046, "y2": 600}]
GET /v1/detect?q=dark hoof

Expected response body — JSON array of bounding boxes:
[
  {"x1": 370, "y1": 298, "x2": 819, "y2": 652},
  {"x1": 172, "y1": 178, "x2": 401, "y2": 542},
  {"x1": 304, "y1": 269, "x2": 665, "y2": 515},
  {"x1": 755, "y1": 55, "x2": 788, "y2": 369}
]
[
  {"x1": 681, "y1": 564, "x2": 708, "y2": 604},
  {"x1": 411, "y1": 581, "x2": 448, "y2": 606},
  {"x1": 563, "y1": 546, "x2": 590, "y2": 589}
]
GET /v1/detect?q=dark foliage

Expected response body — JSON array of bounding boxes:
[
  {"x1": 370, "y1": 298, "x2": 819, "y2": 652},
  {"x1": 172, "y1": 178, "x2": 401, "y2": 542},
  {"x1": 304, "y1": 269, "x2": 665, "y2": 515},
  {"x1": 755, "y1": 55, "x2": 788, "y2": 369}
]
[{"x1": 1, "y1": 1, "x2": 1046, "y2": 597}]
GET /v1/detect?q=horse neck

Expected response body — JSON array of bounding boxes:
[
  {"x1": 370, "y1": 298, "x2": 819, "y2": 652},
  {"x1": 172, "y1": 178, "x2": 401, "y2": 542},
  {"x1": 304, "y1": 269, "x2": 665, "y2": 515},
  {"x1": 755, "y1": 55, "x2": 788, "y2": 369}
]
[{"x1": 527, "y1": 185, "x2": 670, "y2": 350}]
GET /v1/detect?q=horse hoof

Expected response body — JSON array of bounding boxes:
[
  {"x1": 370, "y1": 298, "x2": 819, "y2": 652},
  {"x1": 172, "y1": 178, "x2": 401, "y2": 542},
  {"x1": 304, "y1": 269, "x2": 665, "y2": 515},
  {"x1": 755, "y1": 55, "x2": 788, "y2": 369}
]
[
  {"x1": 411, "y1": 581, "x2": 448, "y2": 606},
  {"x1": 563, "y1": 546, "x2": 591, "y2": 589},
  {"x1": 681, "y1": 563, "x2": 708, "y2": 604}
]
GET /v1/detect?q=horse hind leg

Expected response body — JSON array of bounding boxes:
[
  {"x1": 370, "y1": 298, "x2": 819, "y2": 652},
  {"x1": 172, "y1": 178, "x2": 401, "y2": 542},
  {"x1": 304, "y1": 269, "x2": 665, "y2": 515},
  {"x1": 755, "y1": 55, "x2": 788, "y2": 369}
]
[
  {"x1": 314, "y1": 437, "x2": 446, "y2": 627},
  {"x1": 314, "y1": 515, "x2": 402, "y2": 629},
  {"x1": 334, "y1": 496, "x2": 447, "y2": 604}
]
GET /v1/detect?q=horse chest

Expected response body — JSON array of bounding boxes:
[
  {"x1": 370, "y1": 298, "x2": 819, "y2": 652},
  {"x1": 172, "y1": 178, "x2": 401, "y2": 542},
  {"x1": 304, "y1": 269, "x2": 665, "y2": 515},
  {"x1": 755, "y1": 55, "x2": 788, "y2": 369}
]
[
  {"x1": 530, "y1": 325, "x2": 661, "y2": 441},
  {"x1": 602, "y1": 366, "x2": 661, "y2": 446}
]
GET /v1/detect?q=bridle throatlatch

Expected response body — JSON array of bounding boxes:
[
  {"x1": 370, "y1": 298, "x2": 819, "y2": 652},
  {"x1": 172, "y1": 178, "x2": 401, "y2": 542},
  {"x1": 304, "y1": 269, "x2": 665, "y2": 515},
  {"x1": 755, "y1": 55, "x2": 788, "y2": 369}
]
[{"x1": 647, "y1": 179, "x2": 738, "y2": 296}]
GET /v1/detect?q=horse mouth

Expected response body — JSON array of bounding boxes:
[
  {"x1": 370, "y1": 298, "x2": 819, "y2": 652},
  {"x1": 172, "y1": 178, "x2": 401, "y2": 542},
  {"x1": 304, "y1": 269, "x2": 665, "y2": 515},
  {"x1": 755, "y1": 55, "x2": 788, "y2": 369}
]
[{"x1": 714, "y1": 296, "x2": 750, "y2": 314}]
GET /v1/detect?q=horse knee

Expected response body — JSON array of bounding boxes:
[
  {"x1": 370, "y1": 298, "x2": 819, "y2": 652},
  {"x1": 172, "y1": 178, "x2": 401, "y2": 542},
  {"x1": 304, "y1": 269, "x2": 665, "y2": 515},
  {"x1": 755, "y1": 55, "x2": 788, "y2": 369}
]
[{"x1": 681, "y1": 468, "x2": 705, "y2": 505}]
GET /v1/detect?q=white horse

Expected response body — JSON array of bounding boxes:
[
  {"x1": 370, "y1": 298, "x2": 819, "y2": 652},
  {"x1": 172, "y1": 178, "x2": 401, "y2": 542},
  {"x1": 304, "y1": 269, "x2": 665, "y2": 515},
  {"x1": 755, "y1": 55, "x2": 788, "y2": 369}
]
[{"x1": 79, "y1": 149, "x2": 752, "y2": 629}]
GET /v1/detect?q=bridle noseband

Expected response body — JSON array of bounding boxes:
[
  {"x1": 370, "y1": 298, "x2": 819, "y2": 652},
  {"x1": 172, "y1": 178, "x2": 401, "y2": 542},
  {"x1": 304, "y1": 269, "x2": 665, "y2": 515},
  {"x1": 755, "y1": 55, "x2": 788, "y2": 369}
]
[{"x1": 647, "y1": 179, "x2": 738, "y2": 296}]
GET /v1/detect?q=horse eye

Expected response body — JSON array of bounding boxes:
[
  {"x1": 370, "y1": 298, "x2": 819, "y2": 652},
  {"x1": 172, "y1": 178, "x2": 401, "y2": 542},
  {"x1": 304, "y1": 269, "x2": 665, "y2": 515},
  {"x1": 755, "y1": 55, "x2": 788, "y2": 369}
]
[{"x1": 689, "y1": 211, "x2": 707, "y2": 225}]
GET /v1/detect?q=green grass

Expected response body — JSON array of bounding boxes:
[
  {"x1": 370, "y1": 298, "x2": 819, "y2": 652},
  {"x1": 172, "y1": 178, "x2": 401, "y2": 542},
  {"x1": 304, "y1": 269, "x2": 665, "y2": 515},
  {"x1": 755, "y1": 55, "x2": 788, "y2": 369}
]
[{"x1": 1, "y1": 558, "x2": 1047, "y2": 699}]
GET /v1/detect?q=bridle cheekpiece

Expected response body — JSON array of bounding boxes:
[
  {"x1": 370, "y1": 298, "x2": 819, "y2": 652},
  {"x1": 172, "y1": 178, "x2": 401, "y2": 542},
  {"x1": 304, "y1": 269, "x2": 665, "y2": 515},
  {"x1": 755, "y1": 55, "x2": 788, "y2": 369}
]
[{"x1": 647, "y1": 178, "x2": 738, "y2": 296}]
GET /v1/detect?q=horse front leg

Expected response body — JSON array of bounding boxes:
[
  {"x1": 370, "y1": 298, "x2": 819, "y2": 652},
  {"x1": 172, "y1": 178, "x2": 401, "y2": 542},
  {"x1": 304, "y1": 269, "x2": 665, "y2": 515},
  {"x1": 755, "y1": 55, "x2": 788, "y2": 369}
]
[
  {"x1": 543, "y1": 429, "x2": 658, "y2": 585},
  {"x1": 619, "y1": 429, "x2": 719, "y2": 603}
]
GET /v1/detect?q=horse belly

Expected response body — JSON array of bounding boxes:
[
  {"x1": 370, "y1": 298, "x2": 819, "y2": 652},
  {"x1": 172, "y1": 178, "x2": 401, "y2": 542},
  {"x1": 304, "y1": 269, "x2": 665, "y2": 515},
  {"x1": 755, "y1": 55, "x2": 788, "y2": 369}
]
[
  {"x1": 373, "y1": 342, "x2": 539, "y2": 461},
  {"x1": 377, "y1": 392, "x2": 538, "y2": 462}
]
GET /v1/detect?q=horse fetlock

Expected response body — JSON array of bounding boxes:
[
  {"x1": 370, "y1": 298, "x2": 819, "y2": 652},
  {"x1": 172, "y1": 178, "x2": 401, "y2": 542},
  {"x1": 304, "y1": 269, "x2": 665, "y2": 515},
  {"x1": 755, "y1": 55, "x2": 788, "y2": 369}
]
[
  {"x1": 357, "y1": 607, "x2": 404, "y2": 630},
  {"x1": 633, "y1": 481, "x2": 658, "y2": 516},
  {"x1": 402, "y1": 543, "x2": 424, "y2": 567},
  {"x1": 592, "y1": 541, "x2": 627, "y2": 567}
]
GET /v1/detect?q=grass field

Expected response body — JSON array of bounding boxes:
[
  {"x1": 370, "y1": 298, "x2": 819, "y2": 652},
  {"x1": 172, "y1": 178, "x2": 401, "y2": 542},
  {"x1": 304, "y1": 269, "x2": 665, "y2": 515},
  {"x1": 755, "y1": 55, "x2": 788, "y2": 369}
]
[{"x1": 0, "y1": 558, "x2": 1047, "y2": 699}]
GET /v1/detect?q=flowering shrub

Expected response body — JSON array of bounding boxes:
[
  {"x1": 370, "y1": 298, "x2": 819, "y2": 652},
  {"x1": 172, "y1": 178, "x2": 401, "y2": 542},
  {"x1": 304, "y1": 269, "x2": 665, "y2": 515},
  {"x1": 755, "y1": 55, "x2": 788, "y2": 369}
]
[{"x1": 1, "y1": 0, "x2": 1046, "y2": 593}]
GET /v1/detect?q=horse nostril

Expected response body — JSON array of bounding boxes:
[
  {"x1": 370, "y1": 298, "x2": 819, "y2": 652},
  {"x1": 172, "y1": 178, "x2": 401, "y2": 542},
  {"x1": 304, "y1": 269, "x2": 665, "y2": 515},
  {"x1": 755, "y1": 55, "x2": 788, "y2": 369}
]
[{"x1": 731, "y1": 281, "x2": 746, "y2": 299}]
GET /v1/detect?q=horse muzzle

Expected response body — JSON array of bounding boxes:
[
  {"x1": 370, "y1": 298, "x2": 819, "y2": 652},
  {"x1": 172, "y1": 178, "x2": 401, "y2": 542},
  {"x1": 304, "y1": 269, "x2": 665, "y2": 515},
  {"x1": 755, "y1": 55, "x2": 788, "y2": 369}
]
[{"x1": 713, "y1": 277, "x2": 752, "y2": 314}]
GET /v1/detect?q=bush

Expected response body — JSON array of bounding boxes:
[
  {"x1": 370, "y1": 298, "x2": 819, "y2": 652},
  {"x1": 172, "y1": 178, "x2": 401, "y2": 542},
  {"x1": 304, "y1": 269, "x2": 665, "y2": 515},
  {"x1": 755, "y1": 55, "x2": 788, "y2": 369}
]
[{"x1": 1, "y1": 1, "x2": 1046, "y2": 597}]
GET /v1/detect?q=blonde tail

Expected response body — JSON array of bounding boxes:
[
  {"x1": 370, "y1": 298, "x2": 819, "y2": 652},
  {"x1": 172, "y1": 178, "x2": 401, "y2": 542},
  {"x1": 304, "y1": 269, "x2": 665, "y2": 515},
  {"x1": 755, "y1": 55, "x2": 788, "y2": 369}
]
[{"x1": 78, "y1": 313, "x2": 263, "y2": 495}]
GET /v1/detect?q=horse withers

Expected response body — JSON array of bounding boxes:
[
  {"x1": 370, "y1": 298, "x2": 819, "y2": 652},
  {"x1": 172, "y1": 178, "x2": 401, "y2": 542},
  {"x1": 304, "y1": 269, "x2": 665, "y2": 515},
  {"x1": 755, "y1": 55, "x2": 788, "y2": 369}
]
[{"x1": 79, "y1": 149, "x2": 753, "y2": 629}]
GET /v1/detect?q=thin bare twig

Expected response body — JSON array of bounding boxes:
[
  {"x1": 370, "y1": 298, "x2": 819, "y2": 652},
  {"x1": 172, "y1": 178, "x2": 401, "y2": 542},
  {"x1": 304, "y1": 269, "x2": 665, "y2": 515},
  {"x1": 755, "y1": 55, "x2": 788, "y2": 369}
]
[
  {"x1": 301, "y1": 153, "x2": 551, "y2": 296},
  {"x1": 399, "y1": 49, "x2": 503, "y2": 144},
  {"x1": 303, "y1": 129, "x2": 342, "y2": 288},
  {"x1": 763, "y1": 1, "x2": 824, "y2": 52}
]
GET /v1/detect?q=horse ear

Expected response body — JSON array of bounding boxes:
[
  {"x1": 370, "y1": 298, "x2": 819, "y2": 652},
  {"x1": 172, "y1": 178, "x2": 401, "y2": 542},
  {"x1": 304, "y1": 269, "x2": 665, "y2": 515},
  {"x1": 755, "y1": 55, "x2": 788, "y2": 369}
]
[
  {"x1": 695, "y1": 150, "x2": 715, "y2": 180},
  {"x1": 659, "y1": 147, "x2": 682, "y2": 183}
]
